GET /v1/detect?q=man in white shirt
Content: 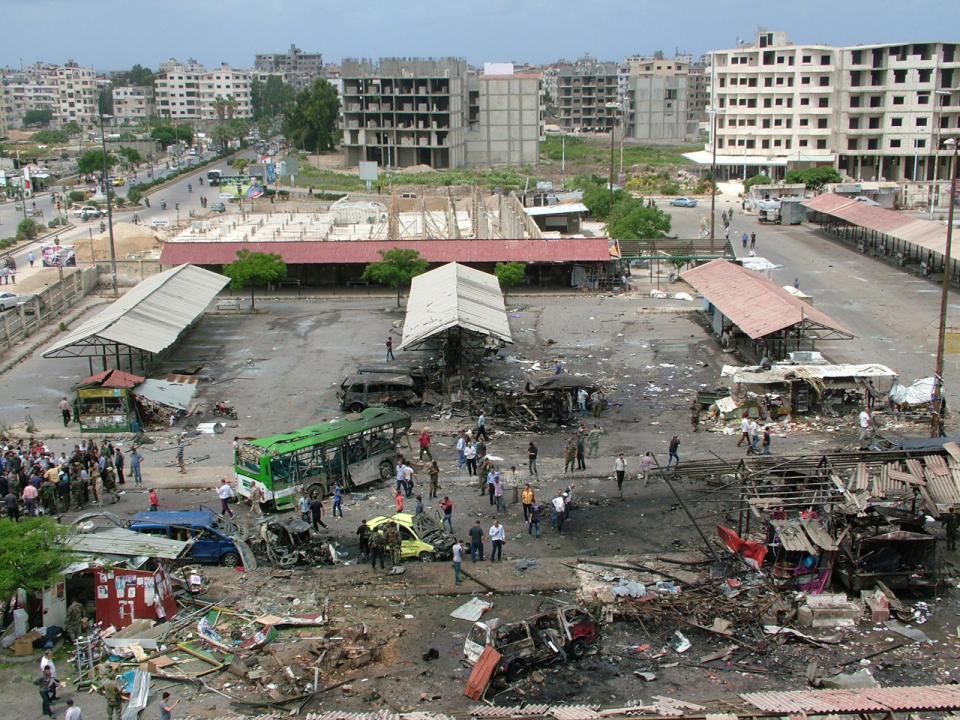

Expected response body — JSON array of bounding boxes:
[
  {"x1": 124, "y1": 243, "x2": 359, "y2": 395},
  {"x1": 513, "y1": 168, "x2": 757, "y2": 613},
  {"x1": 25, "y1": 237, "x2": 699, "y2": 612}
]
[
  {"x1": 748, "y1": 419, "x2": 760, "y2": 453},
  {"x1": 451, "y1": 538, "x2": 463, "y2": 585},
  {"x1": 488, "y1": 520, "x2": 506, "y2": 562},
  {"x1": 40, "y1": 649, "x2": 56, "y2": 682},
  {"x1": 858, "y1": 408, "x2": 873, "y2": 446},
  {"x1": 736, "y1": 412, "x2": 750, "y2": 447},
  {"x1": 614, "y1": 454, "x2": 627, "y2": 497},
  {"x1": 64, "y1": 698, "x2": 82, "y2": 720},
  {"x1": 551, "y1": 491, "x2": 567, "y2": 534},
  {"x1": 216, "y1": 479, "x2": 235, "y2": 518}
]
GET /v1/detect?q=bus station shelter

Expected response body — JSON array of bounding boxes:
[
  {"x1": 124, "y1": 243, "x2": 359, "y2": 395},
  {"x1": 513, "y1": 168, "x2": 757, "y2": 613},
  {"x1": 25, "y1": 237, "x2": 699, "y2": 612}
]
[
  {"x1": 42, "y1": 264, "x2": 229, "y2": 374},
  {"x1": 682, "y1": 259, "x2": 853, "y2": 361}
]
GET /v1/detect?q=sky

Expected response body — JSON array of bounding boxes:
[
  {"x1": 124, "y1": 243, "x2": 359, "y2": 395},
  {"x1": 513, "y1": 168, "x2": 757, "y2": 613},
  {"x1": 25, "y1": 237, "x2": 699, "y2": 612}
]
[{"x1": 2, "y1": 0, "x2": 960, "y2": 72}]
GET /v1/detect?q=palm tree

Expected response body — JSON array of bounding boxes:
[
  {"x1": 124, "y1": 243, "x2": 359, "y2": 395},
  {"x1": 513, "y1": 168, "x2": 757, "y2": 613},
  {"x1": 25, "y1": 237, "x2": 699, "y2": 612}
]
[
  {"x1": 224, "y1": 94, "x2": 239, "y2": 120},
  {"x1": 211, "y1": 96, "x2": 228, "y2": 120}
]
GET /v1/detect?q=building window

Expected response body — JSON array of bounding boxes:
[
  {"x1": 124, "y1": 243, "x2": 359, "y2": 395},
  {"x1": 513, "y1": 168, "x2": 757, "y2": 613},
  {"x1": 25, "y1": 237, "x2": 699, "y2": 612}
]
[
  {"x1": 762, "y1": 139, "x2": 770, "y2": 149},
  {"x1": 799, "y1": 139, "x2": 808, "y2": 147},
  {"x1": 894, "y1": 69, "x2": 907, "y2": 83},
  {"x1": 893, "y1": 95, "x2": 904, "y2": 105},
  {"x1": 891, "y1": 117, "x2": 903, "y2": 126},
  {"x1": 775, "y1": 98, "x2": 783, "y2": 106},
  {"x1": 818, "y1": 97, "x2": 829, "y2": 108},
  {"x1": 850, "y1": 71, "x2": 862, "y2": 87},
  {"x1": 917, "y1": 117, "x2": 928, "y2": 126},
  {"x1": 762, "y1": 118, "x2": 771, "y2": 128},
  {"x1": 802, "y1": 55, "x2": 812, "y2": 63},
  {"x1": 763, "y1": 98, "x2": 772, "y2": 108},
  {"x1": 774, "y1": 139, "x2": 782, "y2": 147},
  {"x1": 870, "y1": 95, "x2": 882, "y2": 107},
  {"x1": 800, "y1": 97, "x2": 810, "y2": 106},
  {"x1": 890, "y1": 139, "x2": 901, "y2": 148},
  {"x1": 764, "y1": 77, "x2": 773, "y2": 87},
  {"x1": 869, "y1": 116, "x2": 881, "y2": 129},
  {"x1": 802, "y1": 76, "x2": 811, "y2": 85},
  {"x1": 849, "y1": 117, "x2": 860, "y2": 129},
  {"x1": 919, "y1": 68, "x2": 932, "y2": 83},
  {"x1": 917, "y1": 139, "x2": 926, "y2": 148},
  {"x1": 867, "y1": 138, "x2": 879, "y2": 150},
  {"x1": 850, "y1": 95, "x2": 861, "y2": 108},
  {"x1": 819, "y1": 76, "x2": 830, "y2": 86},
  {"x1": 816, "y1": 139, "x2": 827, "y2": 149},
  {"x1": 848, "y1": 138, "x2": 859, "y2": 149},
  {"x1": 821, "y1": 55, "x2": 831, "y2": 65},
  {"x1": 800, "y1": 118, "x2": 809, "y2": 126},
  {"x1": 918, "y1": 93, "x2": 930, "y2": 104},
  {"x1": 777, "y1": 56, "x2": 785, "y2": 63},
  {"x1": 817, "y1": 118, "x2": 828, "y2": 129},
  {"x1": 774, "y1": 118, "x2": 783, "y2": 126}
]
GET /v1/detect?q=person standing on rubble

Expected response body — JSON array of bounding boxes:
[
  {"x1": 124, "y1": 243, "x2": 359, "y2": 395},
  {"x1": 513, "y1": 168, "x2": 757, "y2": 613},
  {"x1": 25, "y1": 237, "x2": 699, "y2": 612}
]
[
  {"x1": 747, "y1": 418, "x2": 760, "y2": 454},
  {"x1": 527, "y1": 441, "x2": 538, "y2": 476},
  {"x1": 456, "y1": 431, "x2": 467, "y2": 470},
  {"x1": 576, "y1": 434, "x2": 586, "y2": 470},
  {"x1": 590, "y1": 389, "x2": 604, "y2": 418},
  {"x1": 298, "y1": 489, "x2": 310, "y2": 523},
  {"x1": 310, "y1": 493, "x2": 328, "y2": 530},
  {"x1": 451, "y1": 537, "x2": 464, "y2": 585},
  {"x1": 521, "y1": 484, "x2": 535, "y2": 521},
  {"x1": 129, "y1": 445, "x2": 143, "y2": 486},
  {"x1": 577, "y1": 387, "x2": 588, "y2": 416},
  {"x1": 418, "y1": 428, "x2": 432, "y2": 461},
  {"x1": 762, "y1": 427, "x2": 772, "y2": 455},
  {"x1": 489, "y1": 519, "x2": 506, "y2": 562},
  {"x1": 332, "y1": 483, "x2": 343, "y2": 518},
  {"x1": 858, "y1": 407, "x2": 875, "y2": 447},
  {"x1": 148, "y1": 488, "x2": 159, "y2": 512},
  {"x1": 394, "y1": 489, "x2": 404, "y2": 513},
  {"x1": 736, "y1": 411, "x2": 750, "y2": 447},
  {"x1": 159, "y1": 691, "x2": 179, "y2": 720},
  {"x1": 369, "y1": 529, "x2": 386, "y2": 570},
  {"x1": 100, "y1": 674, "x2": 124, "y2": 720},
  {"x1": 356, "y1": 520, "x2": 371, "y2": 559},
  {"x1": 395, "y1": 458, "x2": 405, "y2": 493},
  {"x1": 564, "y1": 437, "x2": 576, "y2": 473},
  {"x1": 402, "y1": 461, "x2": 416, "y2": 497},
  {"x1": 429, "y1": 460, "x2": 440, "y2": 498},
  {"x1": 464, "y1": 441, "x2": 477, "y2": 476},
  {"x1": 528, "y1": 501, "x2": 542, "y2": 538},
  {"x1": 551, "y1": 490, "x2": 566, "y2": 534},
  {"x1": 587, "y1": 424, "x2": 604, "y2": 457},
  {"x1": 493, "y1": 473, "x2": 506, "y2": 512},
  {"x1": 248, "y1": 483, "x2": 264, "y2": 517},
  {"x1": 440, "y1": 495, "x2": 455, "y2": 533},
  {"x1": 476, "y1": 411, "x2": 489, "y2": 442},
  {"x1": 667, "y1": 435, "x2": 681, "y2": 469},
  {"x1": 940, "y1": 507, "x2": 959, "y2": 551},
  {"x1": 386, "y1": 523, "x2": 403, "y2": 565},
  {"x1": 614, "y1": 453, "x2": 627, "y2": 498}
]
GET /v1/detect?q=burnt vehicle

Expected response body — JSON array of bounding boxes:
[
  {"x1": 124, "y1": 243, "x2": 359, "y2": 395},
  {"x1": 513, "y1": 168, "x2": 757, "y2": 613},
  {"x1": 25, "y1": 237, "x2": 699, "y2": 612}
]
[
  {"x1": 475, "y1": 375, "x2": 607, "y2": 430},
  {"x1": 338, "y1": 375, "x2": 421, "y2": 412},
  {"x1": 463, "y1": 602, "x2": 599, "y2": 679},
  {"x1": 254, "y1": 516, "x2": 339, "y2": 568},
  {"x1": 368, "y1": 511, "x2": 455, "y2": 561}
]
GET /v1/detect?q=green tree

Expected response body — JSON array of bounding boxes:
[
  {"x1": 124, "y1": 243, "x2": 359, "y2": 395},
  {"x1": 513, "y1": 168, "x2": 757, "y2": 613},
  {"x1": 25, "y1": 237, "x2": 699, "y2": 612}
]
[
  {"x1": 150, "y1": 124, "x2": 192, "y2": 147},
  {"x1": 211, "y1": 124, "x2": 233, "y2": 149},
  {"x1": 251, "y1": 76, "x2": 296, "y2": 120},
  {"x1": 61, "y1": 120, "x2": 81, "y2": 136},
  {"x1": 77, "y1": 149, "x2": 116, "y2": 175},
  {"x1": 0, "y1": 517, "x2": 73, "y2": 607},
  {"x1": 582, "y1": 181, "x2": 630, "y2": 220},
  {"x1": 22, "y1": 107, "x2": 53, "y2": 127},
  {"x1": 743, "y1": 173, "x2": 771, "y2": 193},
  {"x1": 362, "y1": 247, "x2": 429, "y2": 308},
  {"x1": 125, "y1": 64, "x2": 155, "y2": 87},
  {"x1": 607, "y1": 201, "x2": 672, "y2": 239},
  {"x1": 222, "y1": 249, "x2": 287, "y2": 310},
  {"x1": 284, "y1": 77, "x2": 340, "y2": 152},
  {"x1": 118, "y1": 146, "x2": 141, "y2": 164},
  {"x1": 494, "y1": 261, "x2": 527, "y2": 301},
  {"x1": 16, "y1": 218, "x2": 40, "y2": 241},
  {"x1": 32, "y1": 129, "x2": 69, "y2": 144},
  {"x1": 232, "y1": 157, "x2": 250, "y2": 173},
  {"x1": 98, "y1": 87, "x2": 114, "y2": 115}
]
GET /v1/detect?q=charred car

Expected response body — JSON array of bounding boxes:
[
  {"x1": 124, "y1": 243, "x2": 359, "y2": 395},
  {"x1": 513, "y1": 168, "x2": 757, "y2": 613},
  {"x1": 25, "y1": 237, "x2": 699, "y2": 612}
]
[
  {"x1": 254, "y1": 516, "x2": 339, "y2": 568},
  {"x1": 463, "y1": 603, "x2": 599, "y2": 679}
]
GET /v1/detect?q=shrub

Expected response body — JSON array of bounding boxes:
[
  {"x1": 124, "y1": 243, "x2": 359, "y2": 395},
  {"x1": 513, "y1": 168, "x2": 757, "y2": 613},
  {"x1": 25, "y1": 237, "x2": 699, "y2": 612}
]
[
  {"x1": 16, "y1": 219, "x2": 39, "y2": 242},
  {"x1": 48, "y1": 218, "x2": 60, "y2": 228},
  {"x1": 68, "y1": 190, "x2": 86, "y2": 202}
]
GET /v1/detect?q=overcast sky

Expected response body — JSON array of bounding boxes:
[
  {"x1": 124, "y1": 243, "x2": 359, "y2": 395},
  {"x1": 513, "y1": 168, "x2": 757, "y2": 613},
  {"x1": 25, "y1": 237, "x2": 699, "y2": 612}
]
[{"x1": 2, "y1": 0, "x2": 958, "y2": 72}]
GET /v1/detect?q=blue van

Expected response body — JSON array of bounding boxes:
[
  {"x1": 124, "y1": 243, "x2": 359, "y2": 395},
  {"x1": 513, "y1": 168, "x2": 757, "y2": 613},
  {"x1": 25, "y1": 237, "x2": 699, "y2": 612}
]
[{"x1": 129, "y1": 507, "x2": 257, "y2": 569}]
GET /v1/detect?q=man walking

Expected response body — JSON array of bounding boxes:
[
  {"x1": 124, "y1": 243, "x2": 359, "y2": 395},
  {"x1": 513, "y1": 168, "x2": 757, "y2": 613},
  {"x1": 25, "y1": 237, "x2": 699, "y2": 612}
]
[
  {"x1": 418, "y1": 428, "x2": 432, "y2": 461},
  {"x1": 476, "y1": 411, "x2": 488, "y2": 442},
  {"x1": 456, "y1": 432, "x2": 467, "y2": 470},
  {"x1": 129, "y1": 445, "x2": 143, "y2": 486},
  {"x1": 564, "y1": 437, "x2": 576, "y2": 473},
  {"x1": 34, "y1": 666, "x2": 56, "y2": 718},
  {"x1": 356, "y1": 519, "x2": 371, "y2": 559},
  {"x1": 587, "y1": 424, "x2": 603, "y2": 457},
  {"x1": 385, "y1": 336, "x2": 395, "y2": 361},
  {"x1": 440, "y1": 495, "x2": 455, "y2": 533},
  {"x1": 750, "y1": 232, "x2": 756, "y2": 250},
  {"x1": 309, "y1": 493, "x2": 327, "y2": 531},
  {"x1": 176, "y1": 441, "x2": 186, "y2": 474},
  {"x1": 552, "y1": 491, "x2": 566, "y2": 534},
  {"x1": 101, "y1": 674, "x2": 124, "y2": 720},
  {"x1": 159, "y1": 691, "x2": 179, "y2": 720},
  {"x1": 468, "y1": 519, "x2": 485, "y2": 561},
  {"x1": 369, "y1": 529, "x2": 386, "y2": 570},
  {"x1": 493, "y1": 473, "x2": 505, "y2": 512},
  {"x1": 332, "y1": 483, "x2": 343, "y2": 518},
  {"x1": 736, "y1": 412, "x2": 750, "y2": 447},
  {"x1": 576, "y1": 434, "x2": 586, "y2": 470},
  {"x1": 577, "y1": 387, "x2": 588, "y2": 416},
  {"x1": 65, "y1": 698, "x2": 82, "y2": 720},
  {"x1": 528, "y1": 501, "x2": 542, "y2": 538},
  {"x1": 489, "y1": 519, "x2": 505, "y2": 562},
  {"x1": 614, "y1": 453, "x2": 627, "y2": 497},
  {"x1": 858, "y1": 407, "x2": 874, "y2": 447},
  {"x1": 667, "y1": 435, "x2": 681, "y2": 468},
  {"x1": 451, "y1": 538, "x2": 464, "y2": 585},
  {"x1": 428, "y1": 460, "x2": 440, "y2": 498},
  {"x1": 216, "y1": 479, "x2": 235, "y2": 517},
  {"x1": 741, "y1": 231, "x2": 748, "y2": 249},
  {"x1": 521, "y1": 484, "x2": 535, "y2": 522}
]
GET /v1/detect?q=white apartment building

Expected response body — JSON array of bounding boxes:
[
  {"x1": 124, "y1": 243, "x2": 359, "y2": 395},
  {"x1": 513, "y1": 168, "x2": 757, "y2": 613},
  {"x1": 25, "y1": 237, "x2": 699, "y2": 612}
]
[
  {"x1": 112, "y1": 85, "x2": 155, "y2": 124},
  {"x1": 155, "y1": 60, "x2": 252, "y2": 120},
  {"x1": 51, "y1": 63, "x2": 98, "y2": 126},
  {"x1": 199, "y1": 64, "x2": 252, "y2": 120},
  {"x1": 706, "y1": 29, "x2": 839, "y2": 180},
  {"x1": 704, "y1": 30, "x2": 960, "y2": 194},
  {"x1": 2, "y1": 78, "x2": 58, "y2": 128}
]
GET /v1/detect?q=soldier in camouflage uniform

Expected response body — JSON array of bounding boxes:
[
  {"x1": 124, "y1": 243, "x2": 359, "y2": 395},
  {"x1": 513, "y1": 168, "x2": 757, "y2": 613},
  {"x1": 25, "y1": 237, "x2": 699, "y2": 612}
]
[
  {"x1": 7, "y1": 470, "x2": 19, "y2": 500},
  {"x1": 70, "y1": 469, "x2": 85, "y2": 510},
  {"x1": 385, "y1": 523, "x2": 403, "y2": 566},
  {"x1": 39, "y1": 479, "x2": 57, "y2": 516},
  {"x1": 369, "y1": 529, "x2": 387, "y2": 570},
  {"x1": 101, "y1": 464, "x2": 119, "y2": 505},
  {"x1": 56, "y1": 468, "x2": 70, "y2": 512},
  {"x1": 100, "y1": 675, "x2": 124, "y2": 720},
  {"x1": 65, "y1": 599, "x2": 86, "y2": 644}
]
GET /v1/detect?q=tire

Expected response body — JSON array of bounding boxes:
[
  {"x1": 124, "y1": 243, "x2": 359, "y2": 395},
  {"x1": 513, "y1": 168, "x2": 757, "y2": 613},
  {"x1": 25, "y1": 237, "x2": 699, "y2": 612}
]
[
  {"x1": 350, "y1": 402, "x2": 365, "y2": 413},
  {"x1": 569, "y1": 638, "x2": 586, "y2": 659},
  {"x1": 305, "y1": 482, "x2": 325, "y2": 501},
  {"x1": 379, "y1": 460, "x2": 394, "y2": 481},
  {"x1": 505, "y1": 661, "x2": 523, "y2": 682},
  {"x1": 418, "y1": 551, "x2": 435, "y2": 562},
  {"x1": 221, "y1": 551, "x2": 241, "y2": 567}
]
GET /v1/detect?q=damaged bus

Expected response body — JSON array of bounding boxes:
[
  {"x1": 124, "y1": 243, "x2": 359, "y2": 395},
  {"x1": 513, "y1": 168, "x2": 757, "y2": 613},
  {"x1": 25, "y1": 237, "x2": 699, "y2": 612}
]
[{"x1": 234, "y1": 407, "x2": 412, "y2": 512}]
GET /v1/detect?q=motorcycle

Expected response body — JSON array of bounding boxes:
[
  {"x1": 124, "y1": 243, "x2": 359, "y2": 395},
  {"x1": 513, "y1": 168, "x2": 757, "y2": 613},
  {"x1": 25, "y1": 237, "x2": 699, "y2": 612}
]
[
  {"x1": 160, "y1": 199, "x2": 167, "y2": 210},
  {"x1": 213, "y1": 401, "x2": 238, "y2": 420}
]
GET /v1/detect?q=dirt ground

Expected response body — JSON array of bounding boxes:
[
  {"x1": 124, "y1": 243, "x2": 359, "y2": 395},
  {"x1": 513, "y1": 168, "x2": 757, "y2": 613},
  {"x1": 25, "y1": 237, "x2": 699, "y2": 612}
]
[{"x1": 0, "y1": 290, "x2": 956, "y2": 719}]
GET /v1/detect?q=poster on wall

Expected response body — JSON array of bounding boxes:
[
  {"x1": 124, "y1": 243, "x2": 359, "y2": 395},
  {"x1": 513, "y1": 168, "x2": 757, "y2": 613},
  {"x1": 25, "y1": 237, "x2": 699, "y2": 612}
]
[{"x1": 41, "y1": 244, "x2": 76, "y2": 267}]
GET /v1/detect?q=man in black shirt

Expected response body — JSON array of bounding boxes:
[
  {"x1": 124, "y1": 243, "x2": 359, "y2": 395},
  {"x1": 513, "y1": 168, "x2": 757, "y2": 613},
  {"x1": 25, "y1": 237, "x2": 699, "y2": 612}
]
[
  {"x1": 468, "y1": 520, "x2": 485, "y2": 562},
  {"x1": 309, "y1": 494, "x2": 327, "y2": 531}
]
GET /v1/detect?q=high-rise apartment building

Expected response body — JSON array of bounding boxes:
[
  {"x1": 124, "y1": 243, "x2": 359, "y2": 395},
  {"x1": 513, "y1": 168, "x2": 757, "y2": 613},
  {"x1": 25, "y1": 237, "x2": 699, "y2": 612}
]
[
  {"x1": 52, "y1": 62, "x2": 98, "y2": 125},
  {"x1": 155, "y1": 59, "x2": 252, "y2": 120},
  {"x1": 1, "y1": 61, "x2": 97, "y2": 128},
  {"x1": 254, "y1": 44, "x2": 323, "y2": 90},
  {"x1": 555, "y1": 57, "x2": 621, "y2": 133},
  {"x1": 200, "y1": 64, "x2": 252, "y2": 119},
  {"x1": 706, "y1": 29, "x2": 960, "y2": 188},
  {"x1": 155, "y1": 59, "x2": 203, "y2": 119},
  {"x1": 341, "y1": 58, "x2": 469, "y2": 169},
  {"x1": 112, "y1": 85, "x2": 155, "y2": 123}
]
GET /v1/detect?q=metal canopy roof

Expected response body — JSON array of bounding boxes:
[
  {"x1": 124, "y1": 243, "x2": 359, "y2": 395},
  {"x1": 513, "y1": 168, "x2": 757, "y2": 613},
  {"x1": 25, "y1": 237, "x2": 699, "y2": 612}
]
[
  {"x1": 43, "y1": 264, "x2": 229, "y2": 359},
  {"x1": 64, "y1": 526, "x2": 188, "y2": 560},
  {"x1": 399, "y1": 262, "x2": 513, "y2": 350},
  {"x1": 682, "y1": 259, "x2": 854, "y2": 340}
]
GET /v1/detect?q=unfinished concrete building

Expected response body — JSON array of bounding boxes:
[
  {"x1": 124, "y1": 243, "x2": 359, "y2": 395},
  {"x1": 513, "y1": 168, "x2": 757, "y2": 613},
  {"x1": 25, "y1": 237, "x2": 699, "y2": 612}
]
[
  {"x1": 556, "y1": 57, "x2": 621, "y2": 133},
  {"x1": 341, "y1": 58, "x2": 468, "y2": 169},
  {"x1": 465, "y1": 63, "x2": 544, "y2": 167}
]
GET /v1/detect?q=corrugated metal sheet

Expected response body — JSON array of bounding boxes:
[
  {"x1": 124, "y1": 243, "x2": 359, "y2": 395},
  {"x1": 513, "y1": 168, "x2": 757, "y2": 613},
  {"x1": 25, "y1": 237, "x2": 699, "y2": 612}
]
[
  {"x1": 721, "y1": 363, "x2": 896, "y2": 384},
  {"x1": 802, "y1": 193, "x2": 858, "y2": 214},
  {"x1": 741, "y1": 685, "x2": 960, "y2": 714},
  {"x1": 43, "y1": 264, "x2": 229, "y2": 357},
  {"x1": 76, "y1": 369, "x2": 145, "y2": 388},
  {"x1": 400, "y1": 263, "x2": 512, "y2": 350},
  {"x1": 64, "y1": 527, "x2": 188, "y2": 560},
  {"x1": 682, "y1": 260, "x2": 853, "y2": 340},
  {"x1": 548, "y1": 706, "x2": 601, "y2": 720},
  {"x1": 524, "y1": 203, "x2": 590, "y2": 217},
  {"x1": 134, "y1": 377, "x2": 200, "y2": 411},
  {"x1": 772, "y1": 520, "x2": 817, "y2": 554},
  {"x1": 159, "y1": 238, "x2": 612, "y2": 266},
  {"x1": 832, "y1": 202, "x2": 914, "y2": 234}
]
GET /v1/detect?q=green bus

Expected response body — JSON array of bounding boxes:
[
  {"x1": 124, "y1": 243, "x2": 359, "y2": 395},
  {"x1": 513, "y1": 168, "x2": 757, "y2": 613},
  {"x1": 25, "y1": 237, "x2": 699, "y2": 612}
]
[{"x1": 234, "y1": 407, "x2": 412, "y2": 511}]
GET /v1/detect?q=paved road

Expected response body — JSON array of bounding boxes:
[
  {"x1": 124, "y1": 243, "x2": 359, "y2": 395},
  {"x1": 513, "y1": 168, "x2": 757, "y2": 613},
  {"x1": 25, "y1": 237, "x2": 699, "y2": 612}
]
[{"x1": 665, "y1": 196, "x2": 960, "y2": 408}]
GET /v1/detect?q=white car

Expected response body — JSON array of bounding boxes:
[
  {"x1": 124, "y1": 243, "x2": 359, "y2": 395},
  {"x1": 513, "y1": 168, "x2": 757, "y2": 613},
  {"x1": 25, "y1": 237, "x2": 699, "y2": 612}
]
[
  {"x1": 0, "y1": 292, "x2": 19, "y2": 311},
  {"x1": 73, "y1": 205, "x2": 103, "y2": 220}
]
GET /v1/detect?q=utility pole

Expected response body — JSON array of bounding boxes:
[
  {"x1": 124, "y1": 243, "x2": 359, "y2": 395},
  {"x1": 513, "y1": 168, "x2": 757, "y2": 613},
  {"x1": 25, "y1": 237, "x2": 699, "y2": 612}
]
[
  {"x1": 99, "y1": 111, "x2": 119, "y2": 297},
  {"x1": 709, "y1": 108, "x2": 717, "y2": 253},
  {"x1": 932, "y1": 137, "x2": 959, "y2": 437}
]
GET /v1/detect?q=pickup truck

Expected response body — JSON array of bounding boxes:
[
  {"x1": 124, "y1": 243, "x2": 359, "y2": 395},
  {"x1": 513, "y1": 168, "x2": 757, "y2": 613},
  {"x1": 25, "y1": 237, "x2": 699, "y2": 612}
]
[{"x1": 73, "y1": 205, "x2": 103, "y2": 220}]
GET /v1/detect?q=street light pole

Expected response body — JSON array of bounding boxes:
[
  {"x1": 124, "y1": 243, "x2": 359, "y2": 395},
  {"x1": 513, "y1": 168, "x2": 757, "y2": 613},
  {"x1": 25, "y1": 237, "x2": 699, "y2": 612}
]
[
  {"x1": 98, "y1": 111, "x2": 119, "y2": 297},
  {"x1": 931, "y1": 90, "x2": 952, "y2": 217},
  {"x1": 709, "y1": 108, "x2": 717, "y2": 252},
  {"x1": 932, "y1": 137, "x2": 959, "y2": 437}
]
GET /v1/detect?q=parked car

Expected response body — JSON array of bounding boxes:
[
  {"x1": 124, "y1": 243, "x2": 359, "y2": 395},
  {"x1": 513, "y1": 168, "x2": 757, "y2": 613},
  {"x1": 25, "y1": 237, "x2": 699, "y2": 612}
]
[
  {"x1": 0, "y1": 292, "x2": 18, "y2": 311},
  {"x1": 73, "y1": 205, "x2": 103, "y2": 220},
  {"x1": 367, "y1": 512, "x2": 454, "y2": 561},
  {"x1": 669, "y1": 197, "x2": 697, "y2": 207},
  {"x1": 110, "y1": 177, "x2": 125, "y2": 186},
  {"x1": 338, "y1": 374, "x2": 420, "y2": 412},
  {"x1": 464, "y1": 603, "x2": 600, "y2": 680},
  {"x1": 210, "y1": 201, "x2": 226, "y2": 213},
  {"x1": 129, "y1": 507, "x2": 257, "y2": 568}
]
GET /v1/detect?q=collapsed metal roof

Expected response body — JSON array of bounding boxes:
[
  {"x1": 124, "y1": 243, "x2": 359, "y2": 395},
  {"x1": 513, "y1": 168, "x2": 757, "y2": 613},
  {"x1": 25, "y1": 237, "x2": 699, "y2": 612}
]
[
  {"x1": 64, "y1": 526, "x2": 188, "y2": 560},
  {"x1": 43, "y1": 264, "x2": 229, "y2": 359},
  {"x1": 721, "y1": 363, "x2": 897, "y2": 385},
  {"x1": 399, "y1": 262, "x2": 513, "y2": 350}
]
